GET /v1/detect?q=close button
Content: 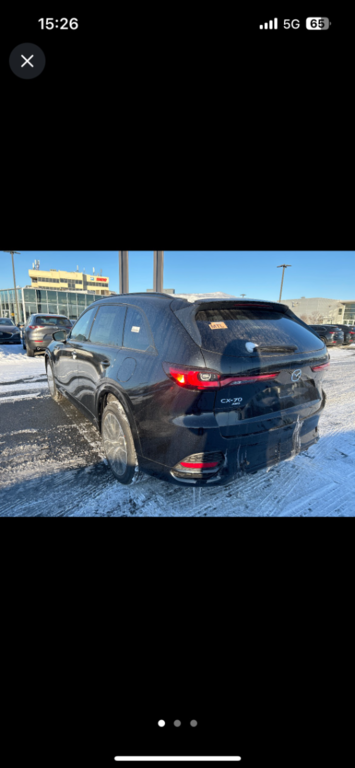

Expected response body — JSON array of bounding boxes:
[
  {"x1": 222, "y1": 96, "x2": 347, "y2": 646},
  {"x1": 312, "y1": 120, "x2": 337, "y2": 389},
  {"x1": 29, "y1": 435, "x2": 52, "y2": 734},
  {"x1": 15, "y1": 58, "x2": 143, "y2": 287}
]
[{"x1": 9, "y1": 43, "x2": 46, "y2": 79}]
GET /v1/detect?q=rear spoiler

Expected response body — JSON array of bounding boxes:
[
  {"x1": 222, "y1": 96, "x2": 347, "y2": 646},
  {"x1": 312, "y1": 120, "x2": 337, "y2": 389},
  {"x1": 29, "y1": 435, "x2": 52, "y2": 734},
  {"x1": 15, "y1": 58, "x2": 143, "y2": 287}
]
[{"x1": 170, "y1": 298, "x2": 312, "y2": 348}]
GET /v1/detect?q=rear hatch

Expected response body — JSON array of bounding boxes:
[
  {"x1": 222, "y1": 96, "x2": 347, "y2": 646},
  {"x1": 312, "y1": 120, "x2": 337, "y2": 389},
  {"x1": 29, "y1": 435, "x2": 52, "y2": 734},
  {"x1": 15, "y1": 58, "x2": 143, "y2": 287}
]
[
  {"x1": 331, "y1": 329, "x2": 344, "y2": 343},
  {"x1": 173, "y1": 299, "x2": 329, "y2": 438},
  {"x1": 32, "y1": 317, "x2": 72, "y2": 342}
]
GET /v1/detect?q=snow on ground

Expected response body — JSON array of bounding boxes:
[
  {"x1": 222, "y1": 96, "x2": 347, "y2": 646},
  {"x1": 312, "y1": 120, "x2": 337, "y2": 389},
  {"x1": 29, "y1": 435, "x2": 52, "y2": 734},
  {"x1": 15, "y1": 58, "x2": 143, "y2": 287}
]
[
  {"x1": 1, "y1": 342, "x2": 355, "y2": 516},
  {"x1": 0, "y1": 344, "x2": 46, "y2": 378}
]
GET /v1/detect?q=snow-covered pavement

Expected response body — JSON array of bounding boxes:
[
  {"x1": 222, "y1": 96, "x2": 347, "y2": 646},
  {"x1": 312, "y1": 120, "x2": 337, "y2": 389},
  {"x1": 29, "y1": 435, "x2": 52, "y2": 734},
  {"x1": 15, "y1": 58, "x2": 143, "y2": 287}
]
[{"x1": 0, "y1": 343, "x2": 355, "y2": 516}]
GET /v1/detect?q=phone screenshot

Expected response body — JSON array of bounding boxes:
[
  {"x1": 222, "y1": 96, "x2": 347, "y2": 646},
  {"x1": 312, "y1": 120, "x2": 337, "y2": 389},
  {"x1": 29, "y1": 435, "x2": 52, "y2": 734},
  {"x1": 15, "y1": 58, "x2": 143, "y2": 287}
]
[{"x1": 1, "y1": 8, "x2": 352, "y2": 768}]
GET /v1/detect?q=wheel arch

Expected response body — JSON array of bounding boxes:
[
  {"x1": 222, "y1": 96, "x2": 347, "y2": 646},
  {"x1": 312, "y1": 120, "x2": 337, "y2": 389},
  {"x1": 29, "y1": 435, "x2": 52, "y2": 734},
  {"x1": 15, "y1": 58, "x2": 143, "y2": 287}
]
[{"x1": 96, "y1": 385, "x2": 142, "y2": 454}]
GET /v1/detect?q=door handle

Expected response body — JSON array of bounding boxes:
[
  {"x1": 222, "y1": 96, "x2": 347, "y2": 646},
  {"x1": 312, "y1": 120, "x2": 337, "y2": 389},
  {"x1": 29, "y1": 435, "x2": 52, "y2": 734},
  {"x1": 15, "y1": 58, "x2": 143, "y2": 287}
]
[{"x1": 72, "y1": 353, "x2": 77, "y2": 359}]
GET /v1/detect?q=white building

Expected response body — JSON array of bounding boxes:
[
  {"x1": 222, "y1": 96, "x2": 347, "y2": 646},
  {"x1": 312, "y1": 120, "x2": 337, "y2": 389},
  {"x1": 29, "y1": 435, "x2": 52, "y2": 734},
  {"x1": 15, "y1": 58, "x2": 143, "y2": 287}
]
[{"x1": 281, "y1": 297, "x2": 347, "y2": 325}]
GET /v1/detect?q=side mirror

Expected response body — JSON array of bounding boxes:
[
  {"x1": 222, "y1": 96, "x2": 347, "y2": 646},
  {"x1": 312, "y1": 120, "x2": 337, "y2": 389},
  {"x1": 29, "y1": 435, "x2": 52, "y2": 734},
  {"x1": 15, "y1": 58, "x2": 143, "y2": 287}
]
[{"x1": 53, "y1": 330, "x2": 67, "y2": 341}]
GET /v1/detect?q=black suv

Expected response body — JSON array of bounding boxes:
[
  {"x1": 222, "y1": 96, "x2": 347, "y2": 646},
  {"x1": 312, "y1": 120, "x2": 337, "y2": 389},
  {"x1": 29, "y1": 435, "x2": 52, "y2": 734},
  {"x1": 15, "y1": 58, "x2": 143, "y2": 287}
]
[
  {"x1": 45, "y1": 294, "x2": 329, "y2": 487},
  {"x1": 323, "y1": 324, "x2": 355, "y2": 346},
  {"x1": 308, "y1": 325, "x2": 344, "y2": 347}
]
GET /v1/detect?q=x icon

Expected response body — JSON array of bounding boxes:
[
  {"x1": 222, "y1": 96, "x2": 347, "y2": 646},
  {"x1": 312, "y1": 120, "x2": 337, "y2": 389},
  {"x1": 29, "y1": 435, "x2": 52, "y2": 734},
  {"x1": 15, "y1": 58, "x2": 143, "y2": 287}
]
[{"x1": 21, "y1": 54, "x2": 34, "y2": 68}]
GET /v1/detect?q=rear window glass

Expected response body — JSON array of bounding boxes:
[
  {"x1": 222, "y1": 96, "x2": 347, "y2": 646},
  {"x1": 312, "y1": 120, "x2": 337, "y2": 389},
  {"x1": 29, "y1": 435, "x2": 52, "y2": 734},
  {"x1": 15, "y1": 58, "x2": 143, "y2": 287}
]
[
  {"x1": 0, "y1": 318, "x2": 14, "y2": 325},
  {"x1": 36, "y1": 316, "x2": 70, "y2": 326},
  {"x1": 195, "y1": 308, "x2": 323, "y2": 356}
]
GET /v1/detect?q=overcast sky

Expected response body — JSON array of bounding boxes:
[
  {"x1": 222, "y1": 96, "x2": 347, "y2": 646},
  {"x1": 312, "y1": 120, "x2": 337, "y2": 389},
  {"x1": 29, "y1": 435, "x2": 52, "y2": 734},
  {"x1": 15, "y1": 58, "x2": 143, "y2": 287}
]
[{"x1": 1, "y1": 251, "x2": 354, "y2": 302}]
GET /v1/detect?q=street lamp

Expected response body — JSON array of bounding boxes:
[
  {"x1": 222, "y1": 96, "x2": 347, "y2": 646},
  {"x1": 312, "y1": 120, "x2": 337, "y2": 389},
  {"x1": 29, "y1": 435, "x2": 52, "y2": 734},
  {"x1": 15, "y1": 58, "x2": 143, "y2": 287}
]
[
  {"x1": 3, "y1": 250, "x2": 21, "y2": 325},
  {"x1": 277, "y1": 264, "x2": 292, "y2": 302},
  {"x1": 240, "y1": 294, "x2": 246, "y2": 298}
]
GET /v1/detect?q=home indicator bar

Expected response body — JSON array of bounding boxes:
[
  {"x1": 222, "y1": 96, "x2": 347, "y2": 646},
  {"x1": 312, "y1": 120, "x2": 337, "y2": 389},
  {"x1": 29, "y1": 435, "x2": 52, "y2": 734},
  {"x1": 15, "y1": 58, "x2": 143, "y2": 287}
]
[{"x1": 114, "y1": 759, "x2": 242, "y2": 762}]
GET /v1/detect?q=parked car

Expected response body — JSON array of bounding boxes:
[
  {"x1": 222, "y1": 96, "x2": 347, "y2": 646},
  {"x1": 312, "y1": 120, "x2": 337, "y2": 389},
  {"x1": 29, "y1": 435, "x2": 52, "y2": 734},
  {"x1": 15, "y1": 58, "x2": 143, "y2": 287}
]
[
  {"x1": 44, "y1": 294, "x2": 330, "y2": 488},
  {"x1": 308, "y1": 325, "x2": 344, "y2": 347},
  {"x1": 23, "y1": 314, "x2": 72, "y2": 357},
  {"x1": 0, "y1": 317, "x2": 22, "y2": 344},
  {"x1": 324, "y1": 324, "x2": 355, "y2": 346}
]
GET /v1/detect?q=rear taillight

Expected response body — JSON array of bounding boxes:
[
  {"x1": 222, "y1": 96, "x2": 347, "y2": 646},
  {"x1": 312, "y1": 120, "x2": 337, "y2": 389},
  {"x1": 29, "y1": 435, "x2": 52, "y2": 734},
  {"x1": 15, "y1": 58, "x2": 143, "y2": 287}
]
[
  {"x1": 349, "y1": 332, "x2": 355, "y2": 335},
  {"x1": 162, "y1": 363, "x2": 219, "y2": 389},
  {"x1": 162, "y1": 362, "x2": 279, "y2": 390},
  {"x1": 221, "y1": 372, "x2": 280, "y2": 386},
  {"x1": 28, "y1": 325, "x2": 45, "y2": 330},
  {"x1": 311, "y1": 362, "x2": 330, "y2": 371}
]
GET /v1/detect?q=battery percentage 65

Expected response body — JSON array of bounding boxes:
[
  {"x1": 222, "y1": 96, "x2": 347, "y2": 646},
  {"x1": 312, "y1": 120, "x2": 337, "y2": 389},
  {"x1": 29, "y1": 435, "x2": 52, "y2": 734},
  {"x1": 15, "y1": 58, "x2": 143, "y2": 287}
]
[{"x1": 306, "y1": 17, "x2": 331, "y2": 30}]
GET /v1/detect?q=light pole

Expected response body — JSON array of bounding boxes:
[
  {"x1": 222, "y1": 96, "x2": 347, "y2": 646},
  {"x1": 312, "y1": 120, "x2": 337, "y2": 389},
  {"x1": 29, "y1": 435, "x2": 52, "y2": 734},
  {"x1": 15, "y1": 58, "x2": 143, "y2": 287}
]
[
  {"x1": 3, "y1": 250, "x2": 21, "y2": 325},
  {"x1": 277, "y1": 264, "x2": 292, "y2": 302},
  {"x1": 240, "y1": 294, "x2": 246, "y2": 298}
]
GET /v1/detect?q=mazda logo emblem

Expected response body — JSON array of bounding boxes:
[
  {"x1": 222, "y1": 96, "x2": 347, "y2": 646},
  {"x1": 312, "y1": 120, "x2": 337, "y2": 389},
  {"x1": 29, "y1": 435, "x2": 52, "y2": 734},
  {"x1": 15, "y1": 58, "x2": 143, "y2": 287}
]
[{"x1": 291, "y1": 369, "x2": 302, "y2": 382}]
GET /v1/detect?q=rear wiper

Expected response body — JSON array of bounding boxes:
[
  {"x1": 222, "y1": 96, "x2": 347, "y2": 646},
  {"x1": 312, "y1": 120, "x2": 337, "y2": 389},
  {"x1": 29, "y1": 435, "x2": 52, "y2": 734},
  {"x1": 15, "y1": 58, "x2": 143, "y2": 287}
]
[{"x1": 257, "y1": 345, "x2": 298, "y2": 353}]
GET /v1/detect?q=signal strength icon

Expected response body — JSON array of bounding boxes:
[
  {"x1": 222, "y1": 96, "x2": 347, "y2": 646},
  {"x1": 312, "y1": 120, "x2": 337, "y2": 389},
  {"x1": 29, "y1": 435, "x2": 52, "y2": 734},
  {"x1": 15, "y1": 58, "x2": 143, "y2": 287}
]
[{"x1": 259, "y1": 18, "x2": 278, "y2": 30}]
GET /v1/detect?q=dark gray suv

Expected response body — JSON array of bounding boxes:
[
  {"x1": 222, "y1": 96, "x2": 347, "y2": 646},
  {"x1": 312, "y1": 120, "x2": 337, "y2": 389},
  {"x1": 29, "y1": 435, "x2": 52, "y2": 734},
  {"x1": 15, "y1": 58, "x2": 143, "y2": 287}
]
[
  {"x1": 23, "y1": 314, "x2": 72, "y2": 357},
  {"x1": 45, "y1": 294, "x2": 329, "y2": 488}
]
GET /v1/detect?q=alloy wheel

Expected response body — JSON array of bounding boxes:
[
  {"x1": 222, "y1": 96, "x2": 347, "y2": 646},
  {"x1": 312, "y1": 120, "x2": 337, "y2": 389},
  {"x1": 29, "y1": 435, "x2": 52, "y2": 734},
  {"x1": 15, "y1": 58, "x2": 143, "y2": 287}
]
[{"x1": 102, "y1": 412, "x2": 128, "y2": 477}]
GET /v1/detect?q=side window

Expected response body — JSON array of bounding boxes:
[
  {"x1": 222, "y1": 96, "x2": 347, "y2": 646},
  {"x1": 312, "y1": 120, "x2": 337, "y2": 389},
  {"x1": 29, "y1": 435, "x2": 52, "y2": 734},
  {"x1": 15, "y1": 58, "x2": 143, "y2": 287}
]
[
  {"x1": 123, "y1": 307, "x2": 152, "y2": 352},
  {"x1": 89, "y1": 304, "x2": 127, "y2": 346},
  {"x1": 71, "y1": 306, "x2": 97, "y2": 342}
]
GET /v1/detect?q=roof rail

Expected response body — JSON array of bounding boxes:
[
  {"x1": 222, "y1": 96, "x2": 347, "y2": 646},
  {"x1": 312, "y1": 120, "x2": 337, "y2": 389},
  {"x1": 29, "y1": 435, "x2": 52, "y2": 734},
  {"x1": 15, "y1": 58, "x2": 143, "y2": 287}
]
[{"x1": 101, "y1": 292, "x2": 173, "y2": 300}]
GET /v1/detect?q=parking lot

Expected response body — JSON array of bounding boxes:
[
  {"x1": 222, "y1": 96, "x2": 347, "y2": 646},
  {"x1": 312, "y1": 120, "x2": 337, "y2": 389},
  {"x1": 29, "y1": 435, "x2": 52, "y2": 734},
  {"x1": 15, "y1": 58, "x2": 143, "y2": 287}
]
[{"x1": 1, "y1": 343, "x2": 355, "y2": 516}]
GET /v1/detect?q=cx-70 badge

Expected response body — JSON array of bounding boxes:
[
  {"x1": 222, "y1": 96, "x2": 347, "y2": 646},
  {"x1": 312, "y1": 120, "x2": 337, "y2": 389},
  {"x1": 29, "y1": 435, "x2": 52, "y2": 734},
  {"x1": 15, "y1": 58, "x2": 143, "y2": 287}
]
[
  {"x1": 291, "y1": 369, "x2": 302, "y2": 382},
  {"x1": 221, "y1": 398, "x2": 243, "y2": 405}
]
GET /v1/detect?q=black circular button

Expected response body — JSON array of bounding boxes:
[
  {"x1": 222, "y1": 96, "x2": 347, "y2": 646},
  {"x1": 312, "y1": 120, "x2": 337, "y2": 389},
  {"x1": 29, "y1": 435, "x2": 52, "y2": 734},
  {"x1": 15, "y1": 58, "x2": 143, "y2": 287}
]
[{"x1": 9, "y1": 43, "x2": 46, "y2": 79}]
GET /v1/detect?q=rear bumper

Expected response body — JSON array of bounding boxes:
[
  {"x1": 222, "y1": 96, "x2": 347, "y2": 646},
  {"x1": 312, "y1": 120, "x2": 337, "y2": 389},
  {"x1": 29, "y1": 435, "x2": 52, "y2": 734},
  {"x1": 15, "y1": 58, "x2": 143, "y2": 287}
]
[
  {"x1": 138, "y1": 404, "x2": 325, "y2": 487},
  {"x1": 26, "y1": 338, "x2": 52, "y2": 351}
]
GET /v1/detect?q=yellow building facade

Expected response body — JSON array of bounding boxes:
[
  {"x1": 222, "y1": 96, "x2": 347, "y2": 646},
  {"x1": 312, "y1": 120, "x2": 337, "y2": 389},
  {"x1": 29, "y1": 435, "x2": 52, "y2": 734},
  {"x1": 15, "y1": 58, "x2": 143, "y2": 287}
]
[{"x1": 28, "y1": 268, "x2": 110, "y2": 295}]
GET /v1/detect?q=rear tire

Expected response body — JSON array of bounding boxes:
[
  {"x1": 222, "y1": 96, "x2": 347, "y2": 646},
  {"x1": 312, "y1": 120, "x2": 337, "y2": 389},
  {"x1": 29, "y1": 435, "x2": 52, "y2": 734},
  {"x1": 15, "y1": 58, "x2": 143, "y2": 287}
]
[
  {"x1": 101, "y1": 396, "x2": 148, "y2": 485},
  {"x1": 46, "y1": 360, "x2": 63, "y2": 403},
  {"x1": 26, "y1": 344, "x2": 34, "y2": 357}
]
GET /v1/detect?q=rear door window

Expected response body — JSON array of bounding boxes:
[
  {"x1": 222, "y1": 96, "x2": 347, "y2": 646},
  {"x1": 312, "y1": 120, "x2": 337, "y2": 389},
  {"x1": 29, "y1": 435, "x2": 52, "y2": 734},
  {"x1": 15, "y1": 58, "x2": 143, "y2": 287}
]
[
  {"x1": 89, "y1": 304, "x2": 127, "y2": 347},
  {"x1": 123, "y1": 307, "x2": 153, "y2": 352},
  {"x1": 195, "y1": 307, "x2": 324, "y2": 356}
]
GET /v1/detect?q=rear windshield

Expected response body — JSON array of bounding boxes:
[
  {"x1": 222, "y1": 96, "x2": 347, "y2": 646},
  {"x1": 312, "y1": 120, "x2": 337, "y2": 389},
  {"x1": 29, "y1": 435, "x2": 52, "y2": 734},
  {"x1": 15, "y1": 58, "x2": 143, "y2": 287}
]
[
  {"x1": 195, "y1": 308, "x2": 323, "y2": 356},
  {"x1": 35, "y1": 316, "x2": 70, "y2": 326},
  {"x1": 0, "y1": 318, "x2": 14, "y2": 325}
]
